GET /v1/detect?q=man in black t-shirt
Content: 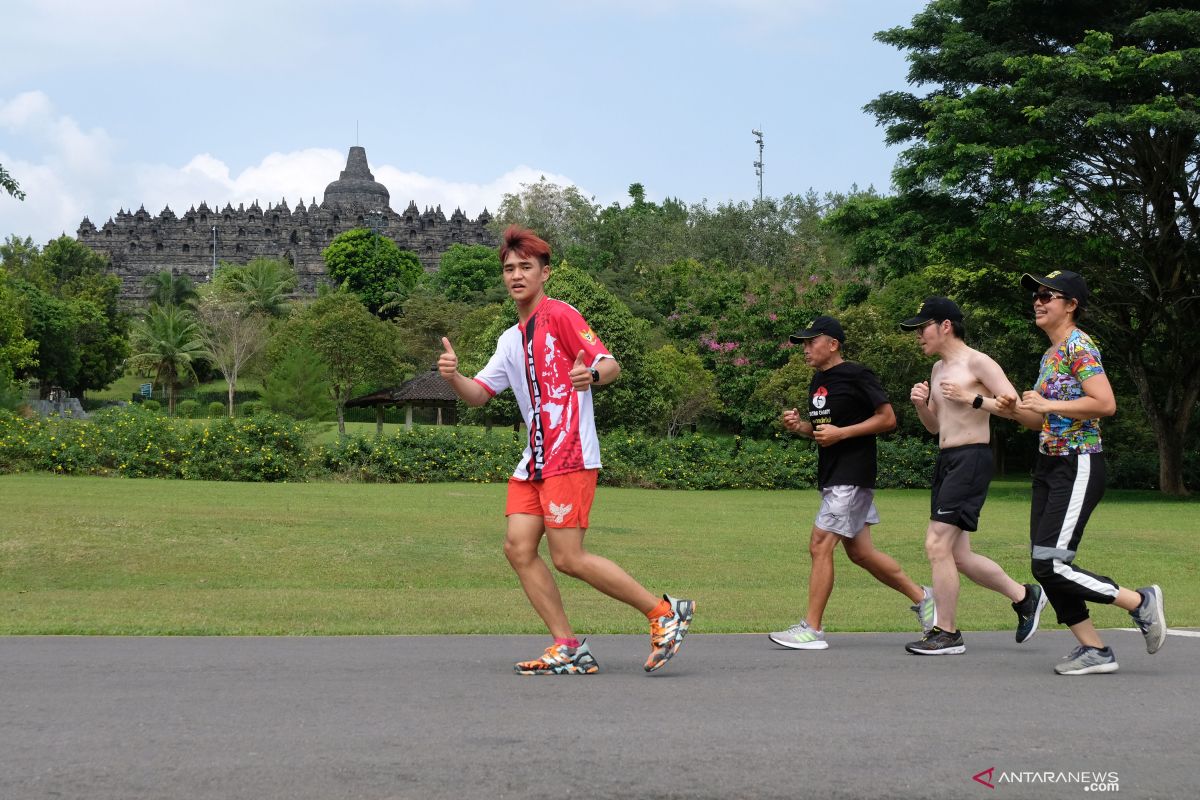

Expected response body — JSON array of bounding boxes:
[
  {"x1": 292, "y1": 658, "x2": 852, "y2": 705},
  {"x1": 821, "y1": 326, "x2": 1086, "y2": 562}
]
[{"x1": 768, "y1": 315, "x2": 935, "y2": 650}]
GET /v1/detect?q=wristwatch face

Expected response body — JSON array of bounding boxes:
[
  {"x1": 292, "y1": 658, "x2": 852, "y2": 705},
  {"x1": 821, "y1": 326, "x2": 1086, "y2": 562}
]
[{"x1": 590, "y1": 368, "x2": 600, "y2": 384}]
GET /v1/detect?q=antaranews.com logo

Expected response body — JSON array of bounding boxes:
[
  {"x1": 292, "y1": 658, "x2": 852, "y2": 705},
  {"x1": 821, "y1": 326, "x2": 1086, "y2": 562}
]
[{"x1": 973, "y1": 767, "x2": 1120, "y2": 792}]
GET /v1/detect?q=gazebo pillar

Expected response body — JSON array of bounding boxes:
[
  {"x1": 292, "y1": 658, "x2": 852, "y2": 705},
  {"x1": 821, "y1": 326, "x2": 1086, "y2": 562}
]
[
  {"x1": 405, "y1": 404, "x2": 414, "y2": 431},
  {"x1": 375, "y1": 406, "x2": 385, "y2": 438}
]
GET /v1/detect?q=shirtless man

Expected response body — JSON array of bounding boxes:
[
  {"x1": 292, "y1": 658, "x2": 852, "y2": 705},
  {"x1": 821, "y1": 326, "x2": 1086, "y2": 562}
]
[{"x1": 899, "y1": 297, "x2": 1047, "y2": 655}]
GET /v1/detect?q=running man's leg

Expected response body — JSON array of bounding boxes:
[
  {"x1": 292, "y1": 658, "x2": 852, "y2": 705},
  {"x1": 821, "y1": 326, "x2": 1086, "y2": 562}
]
[
  {"x1": 924, "y1": 521, "x2": 963, "y2": 632},
  {"x1": 844, "y1": 525, "x2": 925, "y2": 605},
  {"x1": 504, "y1": 513, "x2": 573, "y2": 639},
  {"x1": 951, "y1": 531, "x2": 1025, "y2": 603},
  {"x1": 545, "y1": 526, "x2": 658, "y2": 615},
  {"x1": 805, "y1": 526, "x2": 841, "y2": 630}
]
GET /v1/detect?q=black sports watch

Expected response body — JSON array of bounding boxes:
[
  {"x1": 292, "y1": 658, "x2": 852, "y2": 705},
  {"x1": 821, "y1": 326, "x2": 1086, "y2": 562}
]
[
  {"x1": 972, "y1": 394, "x2": 984, "y2": 409},
  {"x1": 589, "y1": 368, "x2": 601, "y2": 385}
]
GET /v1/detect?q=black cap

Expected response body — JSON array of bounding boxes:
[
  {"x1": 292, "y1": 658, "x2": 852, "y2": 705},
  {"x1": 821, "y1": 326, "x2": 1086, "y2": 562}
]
[
  {"x1": 900, "y1": 296, "x2": 964, "y2": 330},
  {"x1": 789, "y1": 315, "x2": 845, "y2": 344},
  {"x1": 1021, "y1": 270, "x2": 1089, "y2": 307}
]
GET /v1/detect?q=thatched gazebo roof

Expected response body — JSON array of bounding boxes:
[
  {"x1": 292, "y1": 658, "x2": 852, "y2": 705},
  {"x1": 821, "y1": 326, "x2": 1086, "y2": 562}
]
[
  {"x1": 346, "y1": 367, "x2": 459, "y2": 431},
  {"x1": 346, "y1": 368, "x2": 458, "y2": 410}
]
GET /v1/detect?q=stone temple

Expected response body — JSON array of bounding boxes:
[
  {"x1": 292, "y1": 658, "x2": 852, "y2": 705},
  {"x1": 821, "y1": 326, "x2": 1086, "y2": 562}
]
[{"x1": 76, "y1": 146, "x2": 495, "y2": 300}]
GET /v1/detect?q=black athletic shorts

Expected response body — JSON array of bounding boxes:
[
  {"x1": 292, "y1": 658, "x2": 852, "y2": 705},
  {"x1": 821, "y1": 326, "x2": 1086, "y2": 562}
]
[{"x1": 930, "y1": 443, "x2": 993, "y2": 532}]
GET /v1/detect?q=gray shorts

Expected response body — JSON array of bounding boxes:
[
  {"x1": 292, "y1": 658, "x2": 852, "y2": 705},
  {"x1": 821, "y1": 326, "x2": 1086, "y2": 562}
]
[{"x1": 815, "y1": 485, "x2": 880, "y2": 538}]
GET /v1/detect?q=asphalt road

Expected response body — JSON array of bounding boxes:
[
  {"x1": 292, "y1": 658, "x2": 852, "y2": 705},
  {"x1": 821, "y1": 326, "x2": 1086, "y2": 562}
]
[{"x1": 2, "y1": 630, "x2": 1196, "y2": 800}]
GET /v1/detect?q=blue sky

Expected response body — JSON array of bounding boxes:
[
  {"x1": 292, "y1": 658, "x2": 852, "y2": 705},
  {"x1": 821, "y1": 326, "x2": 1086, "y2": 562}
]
[{"x1": 1, "y1": 0, "x2": 929, "y2": 243}]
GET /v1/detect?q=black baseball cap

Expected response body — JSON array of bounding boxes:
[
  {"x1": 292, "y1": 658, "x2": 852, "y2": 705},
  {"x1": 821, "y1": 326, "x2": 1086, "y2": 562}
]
[
  {"x1": 900, "y1": 296, "x2": 964, "y2": 330},
  {"x1": 789, "y1": 315, "x2": 845, "y2": 344},
  {"x1": 1021, "y1": 270, "x2": 1089, "y2": 307}
]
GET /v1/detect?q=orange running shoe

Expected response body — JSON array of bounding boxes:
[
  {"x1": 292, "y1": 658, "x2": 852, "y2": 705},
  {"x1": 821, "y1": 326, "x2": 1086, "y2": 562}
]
[
  {"x1": 644, "y1": 594, "x2": 695, "y2": 673},
  {"x1": 514, "y1": 640, "x2": 599, "y2": 675}
]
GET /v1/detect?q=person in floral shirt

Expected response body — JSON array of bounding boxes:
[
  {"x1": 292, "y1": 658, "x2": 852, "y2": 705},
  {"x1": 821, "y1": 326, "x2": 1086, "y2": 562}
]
[{"x1": 995, "y1": 270, "x2": 1166, "y2": 675}]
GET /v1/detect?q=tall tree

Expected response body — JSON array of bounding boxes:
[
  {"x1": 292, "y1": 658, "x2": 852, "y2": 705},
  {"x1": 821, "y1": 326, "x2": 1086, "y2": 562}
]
[
  {"x1": 287, "y1": 289, "x2": 404, "y2": 435},
  {"x1": 128, "y1": 305, "x2": 205, "y2": 414},
  {"x1": 493, "y1": 177, "x2": 600, "y2": 263},
  {"x1": 323, "y1": 229, "x2": 423, "y2": 317},
  {"x1": 858, "y1": 0, "x2": 1200, "y2": 493},
  {"x1": 195, "y1": 293, "x2": 271, "y2": 417}
]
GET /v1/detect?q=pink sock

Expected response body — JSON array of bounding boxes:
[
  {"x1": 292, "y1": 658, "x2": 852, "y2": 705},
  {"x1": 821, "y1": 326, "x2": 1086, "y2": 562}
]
[{"x1": 554, "y1": 637, "x2": 581, "y2": 649}]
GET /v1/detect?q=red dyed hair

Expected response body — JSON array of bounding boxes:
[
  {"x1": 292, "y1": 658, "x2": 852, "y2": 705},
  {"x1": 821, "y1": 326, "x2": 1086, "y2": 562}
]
[{"x1": 499, "y1": 225, "x2": 551, "y2": 267}]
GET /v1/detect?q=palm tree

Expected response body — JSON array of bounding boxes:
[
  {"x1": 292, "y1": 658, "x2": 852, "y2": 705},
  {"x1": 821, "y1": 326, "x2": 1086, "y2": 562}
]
[
  {"x1": 128, "y1": 305, "x2": 205, "y2": 414},
  {"x1": 143, "y1": 270, "x2": 199, "y2": 309},
  {"x1": 224, "y1": 258, "x2": 296, "y2": 317}
]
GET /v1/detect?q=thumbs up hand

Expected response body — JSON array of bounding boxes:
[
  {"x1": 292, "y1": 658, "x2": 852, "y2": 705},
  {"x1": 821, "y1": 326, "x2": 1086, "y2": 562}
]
[
  {"x1": 569, "y1": 349, "x2": 594, "y2": 391},
  {"x1": 437, "y1": 337, "x2": 459, "y2": 381}
]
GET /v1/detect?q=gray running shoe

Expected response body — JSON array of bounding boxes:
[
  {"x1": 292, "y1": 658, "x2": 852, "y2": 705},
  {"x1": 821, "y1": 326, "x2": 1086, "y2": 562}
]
[
  {"x1": 1013, "y1": 583, "x2": 1048, "y2": 644},
  {"x1": 905, "y1": 626, "x2": 965, "y2": 656},
  {"x1": 1054, "y1": 645, "x2": 1118, "y2": 675},
  {"x1": 768, "y1": 620, "x2": 828, "y2": 650},
  {"x1": 1130, "y1": 585, "x2": 1166, "y2": 654},
  {"x1": 911, "y1": 586, "x2": 936, "y2": 634}
]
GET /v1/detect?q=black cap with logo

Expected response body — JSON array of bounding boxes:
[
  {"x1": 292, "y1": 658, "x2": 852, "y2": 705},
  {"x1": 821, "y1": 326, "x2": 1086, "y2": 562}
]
[
  {"x1": 900, "y1": 296, "x2": 964, "y2": 330},
  {"x1": 1021, "y1": 270, "x2": 1089, "y2": 307},
  {"x1": 789, "y1": 315, "x2": 845, "y2": 344}
]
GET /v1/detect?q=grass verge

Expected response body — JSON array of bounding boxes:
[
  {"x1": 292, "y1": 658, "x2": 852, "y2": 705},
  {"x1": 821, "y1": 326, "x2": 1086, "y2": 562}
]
[{"x1": 1, "y1": 474, "x2": 1195, "y2": 635}]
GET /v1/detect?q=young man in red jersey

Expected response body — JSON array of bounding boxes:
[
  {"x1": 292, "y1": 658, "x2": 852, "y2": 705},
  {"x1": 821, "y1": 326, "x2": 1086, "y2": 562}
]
[{"x1": 438, "y1": 225, "x2": 694, "y2": 675}]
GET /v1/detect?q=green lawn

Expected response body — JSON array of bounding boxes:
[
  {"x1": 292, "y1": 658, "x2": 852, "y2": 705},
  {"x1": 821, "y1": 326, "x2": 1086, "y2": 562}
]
[{"x1": 0, "y1": 474, "x2": 1195, "y2": 635}]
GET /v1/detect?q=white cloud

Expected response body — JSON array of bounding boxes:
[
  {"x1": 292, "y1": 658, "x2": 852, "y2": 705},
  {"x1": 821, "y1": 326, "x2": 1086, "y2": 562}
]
[{"x1": 1, "y1": 91, "x2": 589, "y2": 244}]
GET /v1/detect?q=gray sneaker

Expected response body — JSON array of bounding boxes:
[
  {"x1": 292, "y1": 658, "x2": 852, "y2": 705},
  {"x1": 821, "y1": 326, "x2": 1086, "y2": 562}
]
[
  {"x1": 768, "y1": 620, "x2": 828, "y2": 650},
  {"x1": 911, "y1": 586, "x2": 936, "y2": 634},
  {"x1": 1130, "y1": 585, "x2": 1167, "y2": 654},
  {"x1": 1054, "y1": 645, "x2": 1118, "y2": 675}
]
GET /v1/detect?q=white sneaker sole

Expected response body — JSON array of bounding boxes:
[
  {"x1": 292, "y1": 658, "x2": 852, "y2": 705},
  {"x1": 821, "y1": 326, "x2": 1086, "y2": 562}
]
[
  {"x1": 768, "y1": 633, "x2": 828, "y2": 650},
  {"x1": 906, "y1": 644, "x2": 966, "y2": 656},
  {"x1": 1055, "y1": 662, "x2": 1119, "y2": 675},
  {"x1": 1144, "y1": 585, "x2": 1166, "y2": 654}
]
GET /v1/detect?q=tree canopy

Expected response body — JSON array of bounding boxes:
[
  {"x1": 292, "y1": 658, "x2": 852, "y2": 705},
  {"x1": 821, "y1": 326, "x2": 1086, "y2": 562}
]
[
  {"x1": 323, "y1": 229, "x2": 423, "y2": 317},
  {"x1": 836, "y1": 0, "x2": 1200, "y2": 493}
]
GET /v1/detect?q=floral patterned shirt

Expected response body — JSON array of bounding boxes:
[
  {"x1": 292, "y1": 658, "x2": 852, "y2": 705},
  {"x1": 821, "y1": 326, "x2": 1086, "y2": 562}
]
[{"x1": 1035, "y1": 329, "x2": 1105, "y2": 456}]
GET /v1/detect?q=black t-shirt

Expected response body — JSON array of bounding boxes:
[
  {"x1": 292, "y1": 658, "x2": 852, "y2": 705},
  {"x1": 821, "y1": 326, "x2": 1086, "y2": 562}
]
[{"x1": 807, "y1": 361, "x2": 890, "y2": 489}]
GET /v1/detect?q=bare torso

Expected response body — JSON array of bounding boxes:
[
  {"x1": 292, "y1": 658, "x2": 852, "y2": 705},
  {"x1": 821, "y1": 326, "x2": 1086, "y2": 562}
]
[{"x1": 929, "y1": 352, "x2": 992, "y2": 449}]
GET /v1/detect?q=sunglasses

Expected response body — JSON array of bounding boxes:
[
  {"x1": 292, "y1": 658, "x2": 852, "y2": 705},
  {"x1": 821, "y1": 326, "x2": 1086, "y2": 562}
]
[{"x1": 1031, "y1": 290, "x2": 1066, "y2": 304}]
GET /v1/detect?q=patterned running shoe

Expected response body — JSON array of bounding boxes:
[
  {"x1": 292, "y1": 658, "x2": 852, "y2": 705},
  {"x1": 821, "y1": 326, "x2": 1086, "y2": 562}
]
[
  {"x1": 911, "y1": 586, "x2": 936, "y2": 634},
  {"x1": 1013, "y1": 583, "x2": 1048, "y2": 644},
  {"x1": 1130, "y1": 585, "x2": 1167, "y2": 655},
  {"x1": 644, "y1": 594, "x2": 695, "y2": 673},
  {"x1": 1054, "y1": 645, "x2": 1118, "y2": 675},
  {"x1": 514, "y1": 640, "x2": 599, "y2": 675},
  {"x1": 768, "y1": 620, "x2": 828, "y2": 650}
]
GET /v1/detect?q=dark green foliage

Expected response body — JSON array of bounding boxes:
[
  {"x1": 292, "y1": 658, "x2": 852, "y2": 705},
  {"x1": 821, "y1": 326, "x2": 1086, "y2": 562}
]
[
  {"x1": 261, "y1": 344, "x2": 334, "y2": 421},
  {"x1": 436, "y1": 244, "x2": 503, "y2": 304},
  {"x1": 323, "y1": 229, "x2": 423, "y2": 316}
]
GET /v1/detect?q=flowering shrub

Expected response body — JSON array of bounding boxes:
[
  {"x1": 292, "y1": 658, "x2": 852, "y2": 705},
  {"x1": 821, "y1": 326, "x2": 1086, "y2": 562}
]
[{"x1": 0, "y1": 407, "x2": 308, "y2": 482}]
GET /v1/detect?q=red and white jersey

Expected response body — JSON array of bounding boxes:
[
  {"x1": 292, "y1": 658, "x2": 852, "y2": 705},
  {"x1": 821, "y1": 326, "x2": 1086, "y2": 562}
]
[{"x1": 474, "y1": 296, "x2": 612, "y2": 480}]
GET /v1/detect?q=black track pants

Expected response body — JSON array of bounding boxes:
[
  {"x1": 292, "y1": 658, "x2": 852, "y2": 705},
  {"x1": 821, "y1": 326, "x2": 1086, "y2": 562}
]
[{"x1": 1029, "y1": 452, "x2": 1117, "y2": 627}]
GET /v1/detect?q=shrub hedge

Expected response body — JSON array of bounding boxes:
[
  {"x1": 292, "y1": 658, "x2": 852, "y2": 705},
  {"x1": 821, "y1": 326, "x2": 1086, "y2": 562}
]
[{"x1": 0, "y1": 407, "x2": 943, "y2": 488}]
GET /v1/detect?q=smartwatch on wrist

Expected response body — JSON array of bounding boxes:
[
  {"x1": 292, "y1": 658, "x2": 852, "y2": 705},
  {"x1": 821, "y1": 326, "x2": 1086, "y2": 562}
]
[
  {"x1": 589, "y1": 368, "x2": 601, "y2": 385},
  {"x1": 972, "y1": 394, "x2": 984, "y2": 409}
]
